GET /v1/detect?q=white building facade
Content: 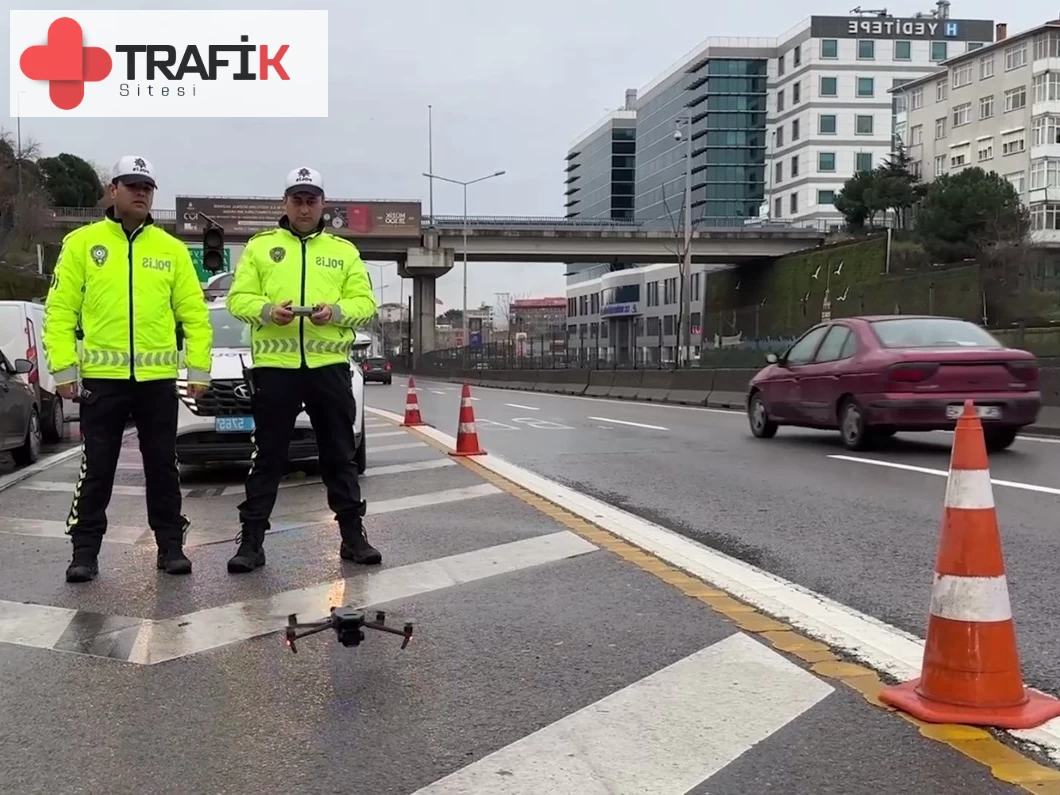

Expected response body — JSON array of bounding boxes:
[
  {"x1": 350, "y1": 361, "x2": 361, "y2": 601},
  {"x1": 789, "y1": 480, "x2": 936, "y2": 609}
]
[
  {"x1": 768, "y1": 9, "x2": 995, "y2": 230},
  {"x1": 892, "y1": 20, "x2": 1060, "y2": 246}
]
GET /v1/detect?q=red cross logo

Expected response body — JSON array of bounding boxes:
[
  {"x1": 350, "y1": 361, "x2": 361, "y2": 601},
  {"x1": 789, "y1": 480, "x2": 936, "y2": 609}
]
[{"x1": 19, "y1": 17, "x2": 112, "y2": 110}]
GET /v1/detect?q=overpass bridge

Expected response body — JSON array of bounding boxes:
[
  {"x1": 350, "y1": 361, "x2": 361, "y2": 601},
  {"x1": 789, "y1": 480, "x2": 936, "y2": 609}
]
[{"x1": 47, "y1": 205, "x2": 826, "y2": 358}]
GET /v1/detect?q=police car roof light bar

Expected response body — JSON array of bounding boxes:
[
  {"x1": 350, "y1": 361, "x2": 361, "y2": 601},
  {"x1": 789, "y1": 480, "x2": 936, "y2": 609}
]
[{"x1": 283, "y1": 607, "x2": 413, "y2": 654}]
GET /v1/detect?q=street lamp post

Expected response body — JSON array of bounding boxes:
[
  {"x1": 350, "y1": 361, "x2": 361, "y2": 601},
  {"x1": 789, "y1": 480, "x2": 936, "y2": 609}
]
[
  {"x1": 674, "y1": 115, "x2": 693, "y2": 365},
  {"x1": 421, "y1": 169, "x2": 506, "y2": 365}
]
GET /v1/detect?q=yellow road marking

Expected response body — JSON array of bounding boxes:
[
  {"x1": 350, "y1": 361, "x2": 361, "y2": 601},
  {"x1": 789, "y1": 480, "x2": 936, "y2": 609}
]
[{"x1": 391, "y1": 420, "x2": 1060, "y2": 792}]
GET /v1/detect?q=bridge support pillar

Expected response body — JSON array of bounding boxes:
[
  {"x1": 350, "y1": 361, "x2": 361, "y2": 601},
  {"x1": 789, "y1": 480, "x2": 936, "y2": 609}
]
[{"x1": 398, "y1": 247, "x2": 455, "y2": 368}]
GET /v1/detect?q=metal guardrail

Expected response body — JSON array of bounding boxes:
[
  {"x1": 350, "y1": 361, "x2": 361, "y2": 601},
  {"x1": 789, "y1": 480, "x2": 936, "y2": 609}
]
[{"x1": 48, "y1": 207, "x2": 834, "y2": 234}]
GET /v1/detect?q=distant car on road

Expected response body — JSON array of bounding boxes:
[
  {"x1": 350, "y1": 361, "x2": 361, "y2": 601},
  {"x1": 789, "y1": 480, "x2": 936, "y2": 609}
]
[
  {"x1": 360, "y1": 356, "x2": 392, "y2": 385},
  {"x1": 746, "y1": 315, "x2": 1040, "y2": 452}
]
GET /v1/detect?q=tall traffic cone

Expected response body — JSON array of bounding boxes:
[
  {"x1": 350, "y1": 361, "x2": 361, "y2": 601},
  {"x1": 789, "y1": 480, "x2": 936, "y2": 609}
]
[
  {"x1": 879, "y1": 399, "x2": 1060, "y2": 729},
  {"x1": 449, "y1": 383, "x2": 486, "y2": 457},
  {"x1": 401, "y1": 377, "x2": 425, "y2": 427}
]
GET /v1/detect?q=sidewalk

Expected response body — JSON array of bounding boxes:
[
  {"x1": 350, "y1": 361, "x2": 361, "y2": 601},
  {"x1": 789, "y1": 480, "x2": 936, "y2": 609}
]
[{"x1": 0, "y1": 413, "x2": 1051, "y2": 793}]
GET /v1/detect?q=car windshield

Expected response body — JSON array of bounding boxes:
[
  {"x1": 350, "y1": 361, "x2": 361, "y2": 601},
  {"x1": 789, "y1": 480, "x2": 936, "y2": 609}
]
[
  {"x1": 870, "y1": 318, "x2": 1002, "y2": 349},
  {"x1": 209, "y1": 309, "x2": 252, "y2": 348}
]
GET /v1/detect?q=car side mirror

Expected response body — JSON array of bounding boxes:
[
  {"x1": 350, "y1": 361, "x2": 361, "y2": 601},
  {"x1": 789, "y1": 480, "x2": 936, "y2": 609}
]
[
  {"x1": 766, "y1": 353, "x2": 779, "y2": 365},
  {"x1": 12, "y1": 358, "x2": 34, "y2": 375}
]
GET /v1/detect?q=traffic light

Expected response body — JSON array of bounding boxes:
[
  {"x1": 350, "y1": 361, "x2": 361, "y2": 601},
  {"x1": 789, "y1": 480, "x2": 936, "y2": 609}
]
[{"x1": 202, "y1": 222, "x2": 225, "y2": 274}]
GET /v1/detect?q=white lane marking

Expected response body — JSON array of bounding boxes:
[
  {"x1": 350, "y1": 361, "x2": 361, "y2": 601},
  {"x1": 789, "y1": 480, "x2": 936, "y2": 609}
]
[
  {"x1": 475, "y1": 419, "x2": 520, "y2": 431},
  {"x1": 20, "y1": 480, "x2": 160, "y2": 497},
  {"x1": 367, "y1": 430, "x2": 407, "y2": 439},
  {"x1": 365, "y1": 405, "x2": 1060, "y2": 764},
  {"x1": 0, "y1": 517, "x2": 146, "y2": 544},
  {"x1": 505, "y1": 403, "x2": 540, "y2": 411},
  {"x1": 0, "y1": 601, "x2": 80, "y2": 650},
  {"x1": 414, "y1": 633, "x2": 832, "y2": 794},
  {"x1": 827, "y1": 455, "x2": 1060, "y2": 497},
  {"x1": 430, "y1": 389, "x2": 447, "y2": 395},
  {"x1": 371, "y1": 441, "x2": 428, "y2": 453},
  {"x1": 0, "y1": 427, "x2": 136, "y2": 494},
  {"x1": 215, "y1": 458, "x2": 459, "y2": 497},
  {"x1": 511, "y1": 417, "x2": 574, "y2": 430},
  {"x1": 126, "y1": 531, "x2": 597, "y2": 665},
  {"x1": 588, "y1": 416, "x2": 669, "y2": 431}
]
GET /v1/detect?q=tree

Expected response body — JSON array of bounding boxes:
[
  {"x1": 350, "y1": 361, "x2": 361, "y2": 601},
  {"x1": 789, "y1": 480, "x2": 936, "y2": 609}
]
[
  {"x1": 0, "y1": 129, "x2": 50, "y2": 265},
  {"x1": 834, "y1": 170, "x2": 885, "y2": 229},
  {"x1": 914, "y1": 167, "x2": 1028, "y2": 261},
  {"x1": 834, "y1": 148, "x2": 921, "y2": 231},
  {"x1": 37, "y1": 152, "x2": 104, "y2": 207},
  {"x1": 661, "y1": 180, "x2": 709, "y2": 366}
]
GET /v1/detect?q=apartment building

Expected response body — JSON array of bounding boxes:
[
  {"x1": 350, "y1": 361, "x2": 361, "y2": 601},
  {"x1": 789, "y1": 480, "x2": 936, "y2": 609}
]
[{"x1": 892, "y1": 19, "x2": 1060, "y2": 244}]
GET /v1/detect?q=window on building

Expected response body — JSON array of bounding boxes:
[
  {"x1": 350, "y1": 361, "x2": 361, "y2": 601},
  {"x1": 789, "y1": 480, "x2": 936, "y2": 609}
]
[
  {"x1": 952, "y1": 64, "x2": 973, "y2": 89},
  {"x1": 980, "y1": 95, "x2": 994, "y2": 119},
  {"x1": 858, "y1": 40, "x2": 875, "y2": 59},
  {"x1": 777, "y1": 89, "x2": 785, "y2": 112},
  {"x1": 819, "y1": 114, "x2": 837, "y2": 134},
  {"x1": 792, "y1": 81, "x2": 801, "y2": 104},
  {"x1": 857, "y1": 77, "x2": 874, "y2": 97},
  {"x1": 950, "y1": 150, "x2": 968, "y2": 168},
  {"x1": 911, "y1": 87, "x2": 923, "y2": 109},
  {"x1": 1030, "y1": 159, "x2": 1060, "y2": 190},
  {"x1": 856, "y1": 152, "x2": 872, "y2": 172},
  {"x1": 934, "y1": 155, "x2": 946, "y2": 176},
  {"x1": 855, "y1": 114, "x2": 874, "y2": 135},
  {"x1": 1005, "y1": 44, "x2": 1027, "y2": 71},
  {"x1": 1007, "y1": 171, "x2": 1026, "y2": 194},
  {"x1": 777, "y1": 54, "x2": 785, "y2": 76},
  {"x1": 793, "y1": 45, "x2": 801, "y2": 66},
  {"x1": 1033, "y1": 73, "x2": 1060, "y2": 104},
  {"x1": 968, "y1": 42, "x2": 984, "y2": 51},
  {"x1": 911, "y1": 124, "x2": 923, "y2": 145},
  {"x1": 935, "y1": 117, "x2": 947, "y2": 139},
  {"x1": 792, "y1": 118, "x2": 800, "y2": 140},
  {"x1": 818, "y1": 151, "x2": 836, "y2": 171},
  {"x1": 775, "y1": 125, "x2": 784, "y2": 146},
  {"x1": 1034, "y1": 32, "x2": 1060, "y2": 60},
  {"x1": 774, "y1": 197, "x2": 782, "y2": 218},
  {"x1": 1031, "y1": 203, "x2": 1060, "y2": 232},
  {"x1": 820, "y1": 76, "x2": 838, "y2": 96},
  {"x1": 775, "y1": 161, "x2": 783, "y2": 184},
  {"x1": 952, "y1": 102, "x2": 971, "y2": 127},
  {"x1": 1004, "y1": 86, "x2": 1027, "y2": 113},
  {"x1": 1002, "y1": 136, "x2": 1026, "y2": 157},
  {"x1": 930, "y1": 42, "x2": 947, "y2": 62},
  {"x1": 978, "y1": 143, "x2": 994, "y2": 162},
  {"x1": 790, "y1": 155, "x2": 799, "y2": 177},
  {"x1": 821, "y1": 39, "x2": 838, "y2": 58},
  {"x1": 936, "y1": 80, "x2": 947, "y2": 102},
  {"x1": 894, "y1": 40, "x2": 911, "y2": 60},
  {"x1": 1033, "y1": 115, "x2": 1060, "y2": 146},
  {"x1": 817, "y1": 189, "x2": 836, "y2": 205},
  {"x1": 789, "y1": 192, "x2": 798, "y2": 213}
]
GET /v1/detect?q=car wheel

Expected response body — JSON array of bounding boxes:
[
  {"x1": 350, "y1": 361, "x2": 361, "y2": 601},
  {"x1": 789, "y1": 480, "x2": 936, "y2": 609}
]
[
  {"x1": 984, "y1": 426, "x2": 1018, "y2": 452},
  {"x1": 355, "y1": 434, "x2": 367, "y2": 475},
  {"x1": 13, "y1": 408, "x2": 42, "y2": 466},
  {"x1": 748, "y1": 392, "x2": 778, "y2": 439},
  {"x1": 42, "y1": 395, "x2": 64, "y2": 443},
  {"x1": 839, "y1": 398, "x2": 872, "y2": 451}
]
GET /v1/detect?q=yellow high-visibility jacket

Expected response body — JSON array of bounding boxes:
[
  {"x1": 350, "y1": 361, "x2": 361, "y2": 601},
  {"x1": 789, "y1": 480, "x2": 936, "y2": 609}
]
[
  {"x1": 226, "y1": 218, "x2": 376, "y2": 369},
  {"x1": 42, "y1": 209, "x2": 213, "y2": 386}
]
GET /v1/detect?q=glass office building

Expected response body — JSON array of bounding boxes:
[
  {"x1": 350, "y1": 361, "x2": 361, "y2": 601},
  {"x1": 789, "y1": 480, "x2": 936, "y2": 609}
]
[{"x1": 635, "y1": 40, "x2": 773, "y2": 228}]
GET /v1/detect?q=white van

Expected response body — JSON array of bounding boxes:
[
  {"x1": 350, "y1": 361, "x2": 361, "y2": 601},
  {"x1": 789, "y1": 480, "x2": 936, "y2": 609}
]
[{"x1": 0, "y1": 300, "x2": 74, "y2": 442}]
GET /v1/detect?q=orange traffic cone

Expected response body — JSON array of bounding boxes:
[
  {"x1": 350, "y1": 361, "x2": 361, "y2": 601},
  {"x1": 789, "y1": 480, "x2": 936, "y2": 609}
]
[
  {"x1": 879, "y1": 399, "x2": 1060, "y2": 729},
  {"x1": 401, "y1": 377, "x2": 425, "y2": 427},
  {"x1": 449, "y1": 383, "x2": 486, "y2": 457}
]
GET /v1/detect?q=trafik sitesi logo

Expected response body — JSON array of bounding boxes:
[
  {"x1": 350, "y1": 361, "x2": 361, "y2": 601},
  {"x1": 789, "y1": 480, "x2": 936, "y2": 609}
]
[{"x1": 19, "y1": 17, "x2": 112, "y2": 110}]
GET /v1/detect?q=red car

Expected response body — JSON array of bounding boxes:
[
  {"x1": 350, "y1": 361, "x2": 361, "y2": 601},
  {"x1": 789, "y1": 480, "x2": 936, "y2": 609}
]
[{"x1": 746, "y1": 315, "x2": 1040, "y2": 452}]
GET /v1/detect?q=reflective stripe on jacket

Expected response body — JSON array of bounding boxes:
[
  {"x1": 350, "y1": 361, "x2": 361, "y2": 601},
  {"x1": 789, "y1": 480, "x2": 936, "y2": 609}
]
[
  {"x1": 42, "y1": 208, "x2": 213, "y2": 385},
  {"x1": 226, "y1": 217, "x2": 376, "y2": 369}
]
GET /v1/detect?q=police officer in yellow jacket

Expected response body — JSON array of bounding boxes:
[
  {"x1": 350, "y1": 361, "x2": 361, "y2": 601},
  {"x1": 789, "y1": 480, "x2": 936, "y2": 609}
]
[
  {"x1": 43, "y1": 155, "x2": 213, "y2": 583},
  {"x1": 225, "y1": 166, "x2": 379, "y2": 573}
]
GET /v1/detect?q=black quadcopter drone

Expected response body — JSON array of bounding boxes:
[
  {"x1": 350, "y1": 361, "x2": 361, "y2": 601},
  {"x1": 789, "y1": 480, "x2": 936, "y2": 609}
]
[{"x1": 284, "y1": 606, "x2": 413, "y2": 653}]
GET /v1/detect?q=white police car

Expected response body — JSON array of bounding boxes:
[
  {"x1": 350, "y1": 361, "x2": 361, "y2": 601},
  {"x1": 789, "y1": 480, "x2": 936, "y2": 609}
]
[{"x1": 175, "y1": 301, "x2": 368, "y2": 470}]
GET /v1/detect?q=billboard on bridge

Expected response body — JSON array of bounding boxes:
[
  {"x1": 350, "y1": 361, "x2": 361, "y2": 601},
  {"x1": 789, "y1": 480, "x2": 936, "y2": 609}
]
[{"x1": 175, "y1": 196, "x2": 422, "y2": 238}]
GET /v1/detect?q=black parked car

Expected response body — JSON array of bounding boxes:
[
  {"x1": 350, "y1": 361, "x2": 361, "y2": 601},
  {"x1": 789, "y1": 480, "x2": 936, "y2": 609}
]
[{"x1": 361, "y1": 357, "x2": 392, "y2": 385}]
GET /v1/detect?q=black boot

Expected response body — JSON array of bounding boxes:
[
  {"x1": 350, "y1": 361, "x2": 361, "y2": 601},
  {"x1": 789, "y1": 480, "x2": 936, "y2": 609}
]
[
  {"x1": 65, "y1": 543, "x2": 100, "y2": 583},
  {"x1": 155, "y1": 517, "x2": 192, "y2": 575},
  {"x1": 340, "y1": 523, "x2": 381, "y2": 565},
  {"x1": 227, "y1": 527, "x2": 266, "y2": 574}
]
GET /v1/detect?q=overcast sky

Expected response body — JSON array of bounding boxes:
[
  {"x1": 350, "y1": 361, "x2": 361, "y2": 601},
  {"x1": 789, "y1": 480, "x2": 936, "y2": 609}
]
[{"x1": 1, "y1": 0, "x2": 1040, "y2": 315}]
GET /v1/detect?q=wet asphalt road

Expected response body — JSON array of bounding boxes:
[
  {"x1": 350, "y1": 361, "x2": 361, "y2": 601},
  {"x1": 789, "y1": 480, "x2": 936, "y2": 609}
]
[
  {"x1": 372, "y1": 376, "x2": 1060, "y2": 700},
  {"x1": 0, "y1": 409, "x2": 1036, "y2": 792}
]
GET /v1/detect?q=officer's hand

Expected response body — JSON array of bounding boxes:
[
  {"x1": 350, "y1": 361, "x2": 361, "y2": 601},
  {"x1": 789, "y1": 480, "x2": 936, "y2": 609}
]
[
  {"x1": 310, "y1": 304, "x2": 332, "y2": 326},
  {"x1": 187, "y1": 383, "x2": 208, "y2": 399},
  {"x1": 57, "y1": 382, "x2": 77, "y2": 400},
  {"x1": 272, "y1": 300, "x2": 295, "y2": 326}
]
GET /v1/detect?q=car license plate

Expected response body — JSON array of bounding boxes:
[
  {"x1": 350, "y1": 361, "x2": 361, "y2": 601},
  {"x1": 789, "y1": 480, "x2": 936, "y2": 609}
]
[
  {"x1": 946, "y1": 404, "x2": 1001, "y2": 420},
  {"x1": 215, "y1": 416, "x2": 254, "y2": 433}
]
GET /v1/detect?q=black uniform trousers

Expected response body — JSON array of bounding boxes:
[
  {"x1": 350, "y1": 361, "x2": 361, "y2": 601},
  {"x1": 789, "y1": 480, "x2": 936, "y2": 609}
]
[
  {"x1": 238, "y1": 363, "x2": 364, "y2": 534},
  {"x1": 69, "y1": 378, "x2": 186, "y2": 550}
]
